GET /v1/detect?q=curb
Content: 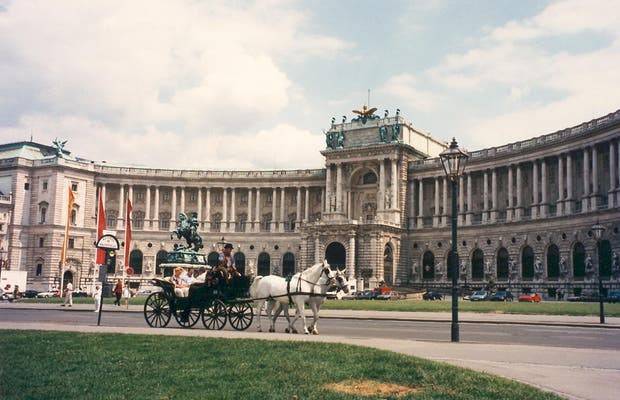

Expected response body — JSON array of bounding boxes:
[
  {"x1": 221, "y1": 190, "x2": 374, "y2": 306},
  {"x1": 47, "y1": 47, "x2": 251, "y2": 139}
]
[{"x1": 3, "y1": 305, "x2": 619, "y2": 329}]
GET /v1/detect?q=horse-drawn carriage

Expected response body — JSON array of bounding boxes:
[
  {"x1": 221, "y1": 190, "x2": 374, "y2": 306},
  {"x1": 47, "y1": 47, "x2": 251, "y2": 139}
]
[{"x1": 143, "y1": 272, "x2": 254, "y2": 330}]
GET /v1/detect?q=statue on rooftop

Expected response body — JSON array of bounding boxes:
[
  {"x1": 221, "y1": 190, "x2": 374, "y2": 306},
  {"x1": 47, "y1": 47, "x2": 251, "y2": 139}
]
[
  {"x1": 352, "y1": 105, "x2": 380, "y2": 124},
  {"x1": 52, "y1": 138, "x2": 67, "y2": 158}
]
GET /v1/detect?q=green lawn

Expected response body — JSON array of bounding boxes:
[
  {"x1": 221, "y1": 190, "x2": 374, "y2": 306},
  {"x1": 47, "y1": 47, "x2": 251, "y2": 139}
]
[
  {"x1": 0, "y1": 330, "x2": 561, "y2": 400},
  {"x1": 321, "y1": 299, "x2": 620, "y2": 317}
]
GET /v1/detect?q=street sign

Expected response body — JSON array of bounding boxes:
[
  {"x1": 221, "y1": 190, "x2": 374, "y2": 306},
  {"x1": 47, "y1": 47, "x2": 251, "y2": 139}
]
[
  {"x1": 126, "y1": 267, "x2": 134, "y2": 276},
  {"x1": 96, "y1": 234, "x2": 119, "y2": 250}
]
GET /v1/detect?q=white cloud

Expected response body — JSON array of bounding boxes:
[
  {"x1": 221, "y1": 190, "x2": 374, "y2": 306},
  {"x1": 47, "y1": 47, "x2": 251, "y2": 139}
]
[
  {"x1": 0, "y1": 0, "x2": 351, "y2": 168},
  {"x1": 378, "y1": 74, "x2": 439, "y2": 112}
]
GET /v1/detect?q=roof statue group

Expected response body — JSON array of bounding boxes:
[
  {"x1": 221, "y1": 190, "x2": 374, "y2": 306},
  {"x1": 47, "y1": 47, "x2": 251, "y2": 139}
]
[{"x1": 325, "y1": 106, "x2": 401, "y2": 150}]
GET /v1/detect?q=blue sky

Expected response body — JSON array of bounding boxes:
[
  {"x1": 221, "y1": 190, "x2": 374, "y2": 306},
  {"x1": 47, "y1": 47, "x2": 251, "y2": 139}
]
[{"x1": 0, "y1": 0, "x2": 619, "y2": 169}]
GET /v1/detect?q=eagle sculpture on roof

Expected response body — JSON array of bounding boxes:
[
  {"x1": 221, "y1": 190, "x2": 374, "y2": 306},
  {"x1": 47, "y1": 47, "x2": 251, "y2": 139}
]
[{"x1": 352, "y1": 105, "x2": 377, "y2": 117}]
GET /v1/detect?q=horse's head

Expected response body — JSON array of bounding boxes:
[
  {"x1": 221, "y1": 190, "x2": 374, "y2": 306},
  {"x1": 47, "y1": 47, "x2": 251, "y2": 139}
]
[{"x1": 332, "y1": 268, "x2": 349, "y2": 293}]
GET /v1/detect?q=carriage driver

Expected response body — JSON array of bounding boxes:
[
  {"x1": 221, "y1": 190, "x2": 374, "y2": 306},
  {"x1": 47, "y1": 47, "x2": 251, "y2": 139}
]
[{"x1": 215, "y1": 243, "x2": 241, "y2": 282}]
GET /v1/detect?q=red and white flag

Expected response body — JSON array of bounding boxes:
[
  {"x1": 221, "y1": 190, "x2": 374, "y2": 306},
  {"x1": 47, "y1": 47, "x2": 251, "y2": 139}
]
[
  {"x1": 124, "y1": 198, "x2": 133, "y2": 273},
  {"x1": 95, "y1": 189, "x2": 106, "y2": 265}
]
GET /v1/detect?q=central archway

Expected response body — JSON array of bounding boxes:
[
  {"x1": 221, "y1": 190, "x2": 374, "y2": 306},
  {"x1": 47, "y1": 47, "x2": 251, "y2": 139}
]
[{"x1": 325, "y1": 242, "x2": 346, "y2": 269}]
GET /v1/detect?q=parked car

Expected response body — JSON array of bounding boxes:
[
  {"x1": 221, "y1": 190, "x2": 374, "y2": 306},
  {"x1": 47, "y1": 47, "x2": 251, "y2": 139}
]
[
  {"x1": 489, "y1": 290, "x2": 514, "y2": 302},
  {"x1": 518, "y1": 293, "x2": 542, "y2": 303},
  {"x1": 469, "y1": 290, "x2": 489, "y2": 301},
  {"x1": 37, "y1": 290, "x2": 60, "y2": 298},
  {"x1": 73, "y1": 290, "x2": 88, "y2": 297},
  {"x1": 355, "y1": 290, "x2": 377, "y2": 300},
  {"x1": 376, "y1": 291, "x2": 397, "y2": 300},
  {"x1": 423, "y1": 291, "x2": 443, "y2": 301},
  {"x1": 606, "y1": 291, "x2": 620, "y2": 303},
  {"x1": 23, "y1": 289, "x2": 39, "y2": 298}
]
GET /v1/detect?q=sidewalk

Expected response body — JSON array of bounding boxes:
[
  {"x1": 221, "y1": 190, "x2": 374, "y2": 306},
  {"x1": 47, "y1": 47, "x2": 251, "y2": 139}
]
[
  {"x1": 3, "y1": 302, "x2": 620, "y2": 328},
  {"x1": 1, "y1": 320, "x2": 618, "y2": 400}
]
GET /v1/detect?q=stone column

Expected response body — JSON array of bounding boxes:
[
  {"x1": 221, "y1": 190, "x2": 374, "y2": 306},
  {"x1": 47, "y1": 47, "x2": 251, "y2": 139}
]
[
  {"x1": 379, "y1": 160, "x2": 386, "y2": 211},
  {"x1": 304, "y1": 187, "x2": 310, "y2": 222},
  {"x1": 442, "y1": 177, "x2": 448, "y2": 227},
  {"x1": 417, "y1": 180, "x2": 424, "y2": 228},
  {"x1": 591, "y1": 145, "x2": 598, "y2": 210},
  {"x1": 271, "y1": 187, "x2": 277, "y2": 232},
  {"x1": 458, "y1": 175, "x2": 464, "y2": 224},
  {"x1": 566, "y1": 153, "x2": 573, "y2": 214},
  {"x1": 246, "y1": 188, "x2": 253, "y2": 232},
  {"x1": 557, "y1": 156, "x2": 564, "y2": 216},
  {"x1": 205, "y1": 188, "x2": 211, "y2": 231},
  {"x1": 255, "y1": 188, "x2": 261, "y2": 232},
  {"x1": 321, "y1": 187, "x2": 325, "y2": 214},
  {"x1": 347, "y1": 235, "x2": 355, "y2": 281},
  {"x1": 296, "y1": 187, "x2": 301, "y2": 231},
  {"x1": 222, "y1": 188, "x2": 228, "y2": 232},
  {"x1": 507, "y1": 166, "x2": 514, "y2": 221},
  {"x1": 532, "y1": 161, "x2": 539, "y2": 219},
  {"x1": 491, "y1": 168, "x2": 497, "y2": 222},
  {"x1": 466, "y1": 173, "x2": 473, "y2": 225},
  {"x1": 197, "y1": 188, "x2": 203, "y2": 230},
  {"x1": 314, "y1": 236, "x2": 321, "y2": 264},
  {"x1": 179, "y1": 187, "x2": 185, "y2": 215},
  {"x1": 171, "y1": 187, "x2": 177, "y2": 223},
  {"x1": 230, "y1": 188, "x2": 236, "y2": 231},
  {"x1": 609, "y1": 141, "x2": 616, "y2": 208},
  {"x1": 408, "y1": 180, "x2": 416, "y2": 229},
  {"x1": 279, "y1": 187, "x2": 285, "y2": 233},
  {"x1": 117, "y1": 184, "x2": 124, "y2": 229},
  {"x1": 145, "y1": 186, "x2": 151, "y2": 230},
  {"x1": 391, "y1": 158, "x2": 398, "y2": 210},
  {"x1": 325, "y1": 164, "x2": 332, "y2": 213},
  {"x1": 617, "y1": 141, "x2": 620, "y2": 206},
  {"x1": 540, "y1": 159, "x2": 547, "y2": 217},
  {"x1": 515, "y1": 165, "x2": 522, "y2": 220},
  {"x1": 153, "y1": 186, "x2": 160, "y2": 229},
  {"x1": 582, "y1": 147, "x2": 590, "y2": 212},
  {"x1": 433, "y1": 177, "x2": 440, "y2": 227},
  {"x1": 336, "y1": 163, "x2": 343, "y2": 213},
  {"x1": 483, "y1": 171, "x2": 489, "y2": 222}
]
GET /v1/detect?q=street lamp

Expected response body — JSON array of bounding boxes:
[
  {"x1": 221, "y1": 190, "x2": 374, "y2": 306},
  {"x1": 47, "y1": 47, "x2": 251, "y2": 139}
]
[
  {"x1": 591, "y1": 221, "x2": 606, "y2": 324},
  {"x1": 439, "y1": 137, "x2": 469, "y2": 342}
]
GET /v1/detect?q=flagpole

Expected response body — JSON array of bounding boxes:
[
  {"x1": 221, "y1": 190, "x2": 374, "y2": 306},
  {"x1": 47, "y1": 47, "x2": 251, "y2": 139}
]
[{"x1": 60, "y1": 186, "x2": 74, "y2": 293}]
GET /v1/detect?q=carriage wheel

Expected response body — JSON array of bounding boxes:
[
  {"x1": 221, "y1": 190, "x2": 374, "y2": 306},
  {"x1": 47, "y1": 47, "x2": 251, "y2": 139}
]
[
  {"x1": 202, "y1": 299, "x2": 227, "y2": 330},
  {"x1": 228, "y1": 302, "x2": 254, "y2": 331},
  {"x1": 173, "y1": 305, "x2": 201, "y2": 328},
  {"x1": 144, "y1": 292, "x2": 171, "y2": 328}
]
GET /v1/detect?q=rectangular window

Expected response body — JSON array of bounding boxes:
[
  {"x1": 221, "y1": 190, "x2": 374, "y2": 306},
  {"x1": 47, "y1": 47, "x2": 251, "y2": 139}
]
[
  {"x1": 36, "y1": 264, "x2": 42, "y2": 276},
  {"x1": 136, "y1": 191, "x2": 144, "y2": 200},
  {"x1": 42, "y1": 180, "x2": 48, "y2": 191},
  {"x1": 240, "y1": 193, "x2": 248, "y2": 205},
  {"x1": 39, "y1": 237, "x2": 44, "y2": 247},
  {"x1": 266, "y1": 194, "x2": 273, "y2": 204},
  {"x1": 71, "y1": 182, "x2": 78, "y2": 192},
  {"x1": 160, "y1": 220, "x2": 170, "y2": 230},
  {"x1": 214, "y1": 193, "x2": 222, "y2": 204},
  {"x1": 24, "y1": 182, "x2": 30, "y2": 190},
  {"x1": 163, "y1": 192, "x2": 170, "y2": 201},
  {"x1": 190, "y1": 193, "x2": 197, "y2": 202},
  {"x1": 68, "y1": 238, "x2": 75, "y2": 249}
]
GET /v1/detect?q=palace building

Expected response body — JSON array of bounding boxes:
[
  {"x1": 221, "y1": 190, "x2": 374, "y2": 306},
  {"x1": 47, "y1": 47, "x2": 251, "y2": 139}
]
[{"x1": 0, "y1": 108, "x2": 619, "y2": 296}]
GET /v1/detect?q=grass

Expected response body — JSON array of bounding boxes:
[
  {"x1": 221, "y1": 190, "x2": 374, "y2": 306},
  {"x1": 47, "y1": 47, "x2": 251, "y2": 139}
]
[
  {"x1": 0, "y1": 330, "x2": 561, "y2": 400},
  {"x1": 321, "y1": 299, "x2": 620, "y2": 317},
  {"x1": 18, "y1": 297, "x2": 620, "y2": 317}
]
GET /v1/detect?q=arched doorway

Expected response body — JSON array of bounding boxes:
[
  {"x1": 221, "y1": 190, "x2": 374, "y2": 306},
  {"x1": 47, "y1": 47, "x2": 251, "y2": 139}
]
[
  {"x1": 282, "y1": 252, "x2": 295, "y2": 277},
  {"x1": 573, "y1": 242, "x2": 585, "y2": 278},
  {"x1": 497, "y1": 247, "x2": 509, "y2": 279},
  {"x1": 129, "y1": 249, "x2": 143, "y2": 275},
  {"x1": 207, "y1": 251, "x2": 219, "y2": 268},
  {"x1": 598, "y1": 240, "x2": 612, "y2": 278},
  {"x1": 325, "y1": 242, "x2": 346, "y2": 269},
  {"x1": 257, "y1": 252, "x2": 270, "y2": 276},
  {"x1": 471, "y1": 249, "x2": 484, "y2": 280},
  {"x1": 384, "y1": 244, "x2": 394, "y2": 285},
  {"x1": 422, "y1": 251, "x2": 435, "y2": 279},
  {"x1": 522, "y1": 246, "x2": 534, "y2": 279},
  {"x1": 446, "y1": 250, "x2": 460, "y2": 279},
  {"x1": 547, "y1": 244, "x2": 560, "y2": 279},
  {"x1": 62, "y1": 270, "x2": 73, "y2": 290},
  {"x1": 156, "y1": 250, "x2": 168, "y2": 276},
  {"x1": 234, "y1": 252, "x2": 246, "y2": 275}
]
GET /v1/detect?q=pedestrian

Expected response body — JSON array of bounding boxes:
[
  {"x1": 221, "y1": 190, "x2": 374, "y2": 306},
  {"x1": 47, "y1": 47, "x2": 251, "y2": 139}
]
[
  {"x1": 92, "y1": 285, "x2": 102, "y2": 312},
  {"x1": 62, "y1": 282, "x2": 73, "y2": 307},
  {"x1": 123, "y1": 282, "x2": 131, "y2": 308},
  {"x1": 113, "y1": 279, "x2": 123, "y2": 306}
]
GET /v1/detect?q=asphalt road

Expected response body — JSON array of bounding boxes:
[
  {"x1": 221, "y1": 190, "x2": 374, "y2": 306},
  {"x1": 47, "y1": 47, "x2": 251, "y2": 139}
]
[{"x1": 2, "y1": 308, "x2": 619, "y2": 351}]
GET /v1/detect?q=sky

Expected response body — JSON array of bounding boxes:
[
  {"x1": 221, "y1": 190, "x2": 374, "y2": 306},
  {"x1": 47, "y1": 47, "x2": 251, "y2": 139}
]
[{"x1": 0, "y1": 0, "x2": 619, "y2": 170}]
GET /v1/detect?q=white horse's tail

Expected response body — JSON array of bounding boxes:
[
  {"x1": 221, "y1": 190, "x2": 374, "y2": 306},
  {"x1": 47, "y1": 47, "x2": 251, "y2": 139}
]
[{"x1": 249, "y1": 275, "x2": 263, "y2": 299}]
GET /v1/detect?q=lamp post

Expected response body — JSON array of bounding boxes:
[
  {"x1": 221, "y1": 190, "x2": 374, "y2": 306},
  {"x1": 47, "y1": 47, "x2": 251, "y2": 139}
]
[
  {"x1": 439, "y1": 138, "x2": 469, "y2": 342},
  {"x1": 591, "y1": 221, "x2": 606, "y2": 324}
]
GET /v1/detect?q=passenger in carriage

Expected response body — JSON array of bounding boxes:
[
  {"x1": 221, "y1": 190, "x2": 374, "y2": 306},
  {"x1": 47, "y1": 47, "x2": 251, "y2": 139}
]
[{"x1": 171, "y1": 267, "x2": 189, "y2": 297}]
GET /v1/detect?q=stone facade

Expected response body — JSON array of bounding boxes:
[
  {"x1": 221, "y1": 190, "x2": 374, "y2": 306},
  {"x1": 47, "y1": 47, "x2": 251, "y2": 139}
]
[{"x1": 0, "y1": 110, "x2": 619, "y2": 296}]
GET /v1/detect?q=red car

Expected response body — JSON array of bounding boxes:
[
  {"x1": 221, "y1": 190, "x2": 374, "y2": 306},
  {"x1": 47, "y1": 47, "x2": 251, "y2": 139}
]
[{"x1": 518, "y1": 293, "x2": 542, "y2": 303}]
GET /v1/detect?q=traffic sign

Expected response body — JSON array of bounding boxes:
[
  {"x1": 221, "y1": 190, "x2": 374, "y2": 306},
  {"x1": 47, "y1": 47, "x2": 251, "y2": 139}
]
[{"x1": 126, "y1": 267, "x2": 134, "y2": 276}]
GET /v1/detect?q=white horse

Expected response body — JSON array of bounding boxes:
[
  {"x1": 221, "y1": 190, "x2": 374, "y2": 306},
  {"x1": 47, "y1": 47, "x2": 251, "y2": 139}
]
[
  {"x1": 273, "y1": 267, "x2": 349, "y2": 335},
  {"x1": 249, "y1": 261, "x2": 343, "y2": 334}
]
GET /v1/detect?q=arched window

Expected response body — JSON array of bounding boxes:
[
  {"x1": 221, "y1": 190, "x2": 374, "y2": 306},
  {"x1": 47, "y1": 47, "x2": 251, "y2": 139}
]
[
  {"x1": 325, "y1": 242, "x2": 346, "y2": 269},
  {"x1": 598, "y1": 240, "x2": 612, "y2": 278},
  {"x1": 257, "y1": 252, "x2": 270, "y2": 276},
  {"x1": 106, "y1": 210, "x2": 118, "y2": 229},
  {"x1": 497, "y1": 247, "x2": 509, "y2": 279},
  {"x1": 211, "y1": 213, "x2": 222, "y2": 232},
  {"x1": 471, "y1": 249, "x2": 484, "y2": 280},
  {"x1": 70, "y1": 207, "x2": 78, "y2": 226},
  {"x1": 282, "y1": 252, "x2": 295, "y2": 277},
  {"x1": 547, "y1": 244, "x2": 560, "y2": 279},
  {"x1": 129, "y1": 249, "x2": 143, "y2": 275},
  {"x1": 159, "y1": 212, "x2": 171, "y2": 230},
  {"x1": 156, "y1": 250, "x2": 168, "y2": 276},
  {"x1": 261, "y1": 213, "x2": 272, "y2": 232},
  {"x1": 573, "y1": 242, "x2": 586, "y2": 278},
  {"x1": 522, "y1": 246, "x2": 535, "y2": 279},
  {"x1": 35, "y1": 258, "x2": 44, "y2": 276},
  {"x1": 422, "y1": 251, "x2": 435, "y2": 279},
  {"x1": 39, "y1": 201, "x2": 49, "y2": 224},
  {"x1": 133, "y1": 211, "x2": 145, "y2": 229},
  {"x1": 362, "y1": 171, "x2": 377, "y2": 184},
  {"x1": 207, "y1": 251, "x2": 220, "y2": 268},
  {"x1": 234, "y1": 252, "x2": 246, "y2": 275},
  {"x1": 236, "y1": 213, "x2": 247, "y2": 233},
  {"x1": 446, "y1": 250, "x2": 459, "y2": 279}
]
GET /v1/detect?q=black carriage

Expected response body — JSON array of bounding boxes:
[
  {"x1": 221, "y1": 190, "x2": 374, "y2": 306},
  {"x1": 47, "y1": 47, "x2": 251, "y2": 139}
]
[{"x1": 143, "y1": 267, "x2": 254, "y2": 331}]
